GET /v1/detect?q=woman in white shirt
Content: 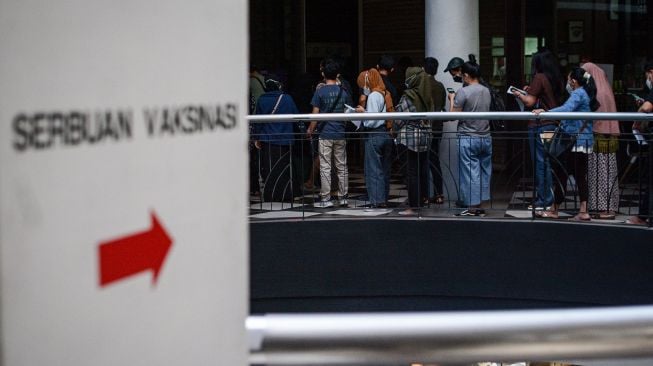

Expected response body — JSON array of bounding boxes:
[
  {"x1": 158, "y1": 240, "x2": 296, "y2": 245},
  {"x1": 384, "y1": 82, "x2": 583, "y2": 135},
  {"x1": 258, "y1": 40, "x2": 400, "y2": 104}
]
[{"x1": 355, "y1": 68, "x2": 395, "y2": 209}]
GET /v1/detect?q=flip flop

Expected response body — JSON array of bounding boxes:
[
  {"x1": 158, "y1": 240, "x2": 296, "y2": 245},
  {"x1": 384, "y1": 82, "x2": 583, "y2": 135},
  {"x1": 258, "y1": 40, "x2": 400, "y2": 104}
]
[
  {"x1": 535, "y1": 210, "x2": 559, "y2": 219},
  {"x1": 568, "y1": 214, "x2": 591, "y2": 222}
]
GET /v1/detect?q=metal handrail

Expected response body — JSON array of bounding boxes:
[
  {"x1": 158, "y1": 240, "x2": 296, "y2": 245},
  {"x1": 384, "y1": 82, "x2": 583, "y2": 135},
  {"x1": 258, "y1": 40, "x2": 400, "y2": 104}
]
[
  {"x1": 248, "y1": 305, "x2": 653, "y2": 365},
  {"x1": 247, "y1": 111, "x2": 653, "y2": 122}
]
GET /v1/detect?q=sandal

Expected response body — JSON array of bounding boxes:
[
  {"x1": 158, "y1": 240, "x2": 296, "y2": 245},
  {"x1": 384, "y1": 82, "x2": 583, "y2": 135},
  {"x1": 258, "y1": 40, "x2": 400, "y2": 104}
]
[
  {"x1": 535, "y1": 210, "x2": 559, "y2": 219},
  {"x1": 568, "y1": 213, "x2": 591, "y2": 222},
  {"x1": 591, "y1": 212, "x2": 616, "y2": 220}
]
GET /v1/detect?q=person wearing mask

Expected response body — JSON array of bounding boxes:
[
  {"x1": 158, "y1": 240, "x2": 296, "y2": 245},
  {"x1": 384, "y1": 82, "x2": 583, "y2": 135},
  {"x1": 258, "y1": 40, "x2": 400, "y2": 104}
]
[
  {"x1": 513, "y1": 49, "x2": 564, "y2": 211},
  {"x1": 307, "y1": 60, "x2": 353, "y2": 208},
  {"x1": 394, "y1": 67, "x2": 434, "y2": 215},
  {"x1": 423, "y1": 57, "x2": 447, "y2": 204},
  {"x1": 358, "y1": 54, "x2": 398, "y2": 107},
  {"x1": 533, "y1": 67, "x2": 599, "y2": 221},
  {"x1": 582, "y1": 62, "x2": 621, "y2": 220},
  {"x1": 354, "y1": 68, "x2": 394, "y2": 209},
  {"x1": 253, "y1": 76, "x2": 301, "y2": 201},
  {"x1": 448, "y1": 56, "x2": 492, "y2": 217},
  {"x1": 444, "y1": 56, "x2": 465, "y2": 85},
  {"x1": 627, "y1": 61, "x2": 653, "y2": 225}
]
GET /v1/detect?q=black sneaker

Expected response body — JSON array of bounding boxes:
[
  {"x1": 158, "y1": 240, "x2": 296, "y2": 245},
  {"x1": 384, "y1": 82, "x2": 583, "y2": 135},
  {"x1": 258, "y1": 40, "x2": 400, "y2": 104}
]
[{"x1": 455, "y1": 209, "x2": 486, "y2": 217}]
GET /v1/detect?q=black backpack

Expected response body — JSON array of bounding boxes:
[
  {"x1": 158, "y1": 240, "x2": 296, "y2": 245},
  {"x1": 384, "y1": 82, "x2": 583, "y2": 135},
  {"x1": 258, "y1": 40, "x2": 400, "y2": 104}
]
[{"x1": 486, "y1": 84, "x2": 507, "y2": 131}]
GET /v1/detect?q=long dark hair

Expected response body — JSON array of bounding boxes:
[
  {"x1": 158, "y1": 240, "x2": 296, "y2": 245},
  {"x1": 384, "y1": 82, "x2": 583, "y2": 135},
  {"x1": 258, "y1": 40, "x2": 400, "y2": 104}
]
[
  {"x1": 570, "y1": 67, "x2": 600, "y2": 112},
  {"x1": 532, "y1": 49, "x2": 564, "y2": 98},
  {"x1": 461, "y1": 54, "x2": 481, "y2": 79}
]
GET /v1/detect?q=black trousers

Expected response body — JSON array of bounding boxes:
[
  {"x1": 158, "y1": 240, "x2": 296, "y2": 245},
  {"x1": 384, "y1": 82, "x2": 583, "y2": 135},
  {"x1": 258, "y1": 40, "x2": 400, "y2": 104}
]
[
  {"x1": 406, "y1": 149, "x2": 429, "y2": 208},
  {"x1": 428, "y1": 136, "x2": 443, "y2": 197}
]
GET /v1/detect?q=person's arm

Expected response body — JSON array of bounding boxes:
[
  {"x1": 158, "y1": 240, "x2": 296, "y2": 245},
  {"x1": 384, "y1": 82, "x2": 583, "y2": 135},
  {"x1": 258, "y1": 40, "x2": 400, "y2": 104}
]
[
  {"x1": 639, "y1": 101, "x2": 653, "y2": 113},
  {"x1": 517, "y1": 92, "x2": 538, "y2": 108},
  {"x1": 306, "y1": 106, "x2": 320, "y2": 137},
  {"x1": 518, "y1": 76, "x2": 543, "y2": 108},
  {"x1": 449, "y1": 90, "x2": 463, "y2": 112},
  {"x1": 533, "y1": 90, "x2": 581, "y2": 115}
]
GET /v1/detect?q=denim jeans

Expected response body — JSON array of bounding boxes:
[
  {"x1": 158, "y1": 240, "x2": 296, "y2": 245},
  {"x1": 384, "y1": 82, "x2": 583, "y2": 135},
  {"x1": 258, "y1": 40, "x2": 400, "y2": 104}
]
[
  {"x1": 528, "y1": 124, "x2": 556, "y2": 206},
  {"x1": 458, "y1": 134, "x2": 492, "y2": 207},
  {"x1": 364, "y1": 129, "x2": 392, "y2": 206}
]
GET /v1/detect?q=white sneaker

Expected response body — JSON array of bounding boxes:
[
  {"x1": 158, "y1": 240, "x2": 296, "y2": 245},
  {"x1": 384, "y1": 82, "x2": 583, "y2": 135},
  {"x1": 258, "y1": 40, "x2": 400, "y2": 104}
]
[
  {"x1": 338, "y1": 198, "x2": 348, "y2": 207},
  {"x1": 315, "y1": 199, "x2": 334, "y2": 208}
]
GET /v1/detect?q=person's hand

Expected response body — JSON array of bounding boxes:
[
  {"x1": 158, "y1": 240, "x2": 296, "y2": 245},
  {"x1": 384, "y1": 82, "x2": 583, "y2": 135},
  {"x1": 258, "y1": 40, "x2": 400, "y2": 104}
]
[
  {"x1": 448, "y1": 92, "x2": 455, "y2": 102},
  {"x1": 306, "y1": 128, "x2": 314, "y2": 138},
  {"x1": 532, "y1": 109, "x2": 545, "y2": 115},
  {"x1": 636, "y1": 98, "x2": 644, "y2": 107},
  {"x1": 523, "y1": 85, "x2": 530, "y2": 92},
  {"x1": 355, "y1": 105, "x2": 365, "y2": 113},
  {"x1": 254, "y1": 140, "x2": 262, "y2": 149},
  {"x1": 633, "y1": 121, "x2": 641, "y2": 130}
]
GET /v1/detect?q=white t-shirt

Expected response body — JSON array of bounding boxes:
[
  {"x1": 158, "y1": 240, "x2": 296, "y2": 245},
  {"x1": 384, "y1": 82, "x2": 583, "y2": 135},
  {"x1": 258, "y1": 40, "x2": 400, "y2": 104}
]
[{"x1": 363, "y1": 91, "x2": 387, "y2": 129}]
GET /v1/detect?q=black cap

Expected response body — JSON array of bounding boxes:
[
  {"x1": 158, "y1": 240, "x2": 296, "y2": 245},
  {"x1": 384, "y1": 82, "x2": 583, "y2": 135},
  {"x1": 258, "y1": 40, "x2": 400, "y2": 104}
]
[{"x1": 444, "y1": 57, "x2": 464, "y2": 72}]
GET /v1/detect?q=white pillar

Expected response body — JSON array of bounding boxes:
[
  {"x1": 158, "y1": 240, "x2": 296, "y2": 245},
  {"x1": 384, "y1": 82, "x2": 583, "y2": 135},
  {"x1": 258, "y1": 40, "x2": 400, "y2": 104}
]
[{"x1": 425, "y1": 0, "x2": 479, "y2": 204}]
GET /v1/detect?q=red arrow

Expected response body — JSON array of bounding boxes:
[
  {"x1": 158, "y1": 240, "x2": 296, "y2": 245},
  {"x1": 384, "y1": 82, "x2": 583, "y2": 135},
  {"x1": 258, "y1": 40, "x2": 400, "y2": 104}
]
[{"x1": 98, "y1": 211, "x2": 173, "y2": 288}]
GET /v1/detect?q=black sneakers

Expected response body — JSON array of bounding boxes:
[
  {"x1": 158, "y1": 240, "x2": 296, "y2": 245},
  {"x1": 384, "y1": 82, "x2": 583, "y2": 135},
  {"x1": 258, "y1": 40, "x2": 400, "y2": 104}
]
[{"x1": 455, "y1": 209, "x2": 486, "y2": 217}]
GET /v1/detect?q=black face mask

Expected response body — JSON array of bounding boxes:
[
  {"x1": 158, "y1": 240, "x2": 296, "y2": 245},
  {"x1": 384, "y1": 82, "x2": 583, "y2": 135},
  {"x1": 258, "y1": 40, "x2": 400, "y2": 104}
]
[{"x1": 453, "y1": 75, "x2": 463, "y2": 83}]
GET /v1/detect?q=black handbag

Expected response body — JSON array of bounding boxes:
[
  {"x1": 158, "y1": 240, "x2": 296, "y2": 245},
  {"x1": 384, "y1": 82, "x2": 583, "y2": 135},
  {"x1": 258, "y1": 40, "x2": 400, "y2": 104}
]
[{"x1": 542, "y1": 120, "x2": 589, "y2": 158}]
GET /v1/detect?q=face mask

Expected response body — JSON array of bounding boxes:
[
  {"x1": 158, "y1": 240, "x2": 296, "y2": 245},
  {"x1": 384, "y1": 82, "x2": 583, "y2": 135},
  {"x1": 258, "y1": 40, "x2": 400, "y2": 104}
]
[
  {"x1": 453, "y1": 75, "x2": 463, "y2": 83},
  {"x1": 647, "y1": 78, "x2": 652, "y2": 90},
  {"x1": 363, "y1": 87, "x2": 371, "y2": 96},
  {"x1": 566, "y1": 83, "x2": 574, "y2": 94},
  {"x1": 362, "y1": 72, "x2": 371, "y2": 95}
]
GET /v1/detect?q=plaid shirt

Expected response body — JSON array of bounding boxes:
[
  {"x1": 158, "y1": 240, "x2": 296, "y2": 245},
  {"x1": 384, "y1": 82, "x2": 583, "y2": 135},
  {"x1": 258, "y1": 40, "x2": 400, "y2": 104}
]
[{"x1": 394, "y1": 95, "x2": 431, "y2": 152}]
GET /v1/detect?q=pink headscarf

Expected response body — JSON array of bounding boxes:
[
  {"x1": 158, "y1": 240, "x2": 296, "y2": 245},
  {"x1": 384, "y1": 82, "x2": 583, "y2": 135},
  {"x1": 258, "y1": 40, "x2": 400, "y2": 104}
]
[{"x1": 582, "y1": 62, "x2": 620, "y2": 135}]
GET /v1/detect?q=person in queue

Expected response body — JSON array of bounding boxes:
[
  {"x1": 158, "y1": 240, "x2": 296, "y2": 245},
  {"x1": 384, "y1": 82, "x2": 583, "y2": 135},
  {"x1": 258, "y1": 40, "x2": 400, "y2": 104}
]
[
  {"x1": 354, "y1": 68, "x2": 395, "y2": 209},
  {"x1": 626, "y1": 61, "x2": 653, "y2": 225},
  {"x1": 394, "y1": 67, "x2": 434, "y2": 216},
  {"x1": 513, "y1": 49, "x2": 564, "y2": 211},
  {"x1": 533, "y1": 67, "x2": 599, "y2": 221},
  {"x1": 253, "y1": 75, "x2": 301, "y2": 201},
  {"x1": 582, "y1": 62, "x2": 621, "y2": 220},
  {"x1": 423, "y1": 57, "x2": 447, "y2": 205},
  {"x1": 448, "y1": 55, "x2": 492, "y2": 217}
]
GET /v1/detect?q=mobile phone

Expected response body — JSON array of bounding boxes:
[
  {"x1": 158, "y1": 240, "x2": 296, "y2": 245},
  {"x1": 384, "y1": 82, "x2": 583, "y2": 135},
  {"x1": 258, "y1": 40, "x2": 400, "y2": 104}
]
[
  {"x1": 344, "y1": 104, "x2": 357, "y2": 111},
  {"x1": 446, "y1": 88, "x2": 455, "y2": 94}
]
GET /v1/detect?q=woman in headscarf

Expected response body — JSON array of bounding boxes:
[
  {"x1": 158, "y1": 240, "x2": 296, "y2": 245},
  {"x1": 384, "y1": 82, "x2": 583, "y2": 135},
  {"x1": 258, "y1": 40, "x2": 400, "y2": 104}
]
[
  {"x1": 394, "y1": 66, "x2": 434, "y2": 215},
  {"x1": 354, "y1": 68, "x2": 394, "y2": 208},
  {"x1": 582, "y1": 62, "x2": 621, "y2": 220}
]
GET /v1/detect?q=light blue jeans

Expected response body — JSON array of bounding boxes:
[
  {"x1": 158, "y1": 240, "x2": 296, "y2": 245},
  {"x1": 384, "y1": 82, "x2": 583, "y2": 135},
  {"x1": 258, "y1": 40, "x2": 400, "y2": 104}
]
[{"x1": 458, "y1": 134, "x2": 492, "y2": 206}]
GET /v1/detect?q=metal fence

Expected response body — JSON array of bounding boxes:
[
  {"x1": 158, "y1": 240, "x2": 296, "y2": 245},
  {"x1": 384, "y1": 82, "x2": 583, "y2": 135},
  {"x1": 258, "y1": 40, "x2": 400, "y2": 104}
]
[
  {"x1": 248, "y1": 112, "x2": 652, "y2": 226},
  {"x1": 247, "y1": 305, "x2": 653, "y2": 365}
]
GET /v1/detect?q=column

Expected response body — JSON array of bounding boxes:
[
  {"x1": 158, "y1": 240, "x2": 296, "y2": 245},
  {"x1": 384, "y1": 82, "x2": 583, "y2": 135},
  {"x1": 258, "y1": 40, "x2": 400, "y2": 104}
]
[{"x1": 425, "y1": 0, "x2": 479, "y2": 204}]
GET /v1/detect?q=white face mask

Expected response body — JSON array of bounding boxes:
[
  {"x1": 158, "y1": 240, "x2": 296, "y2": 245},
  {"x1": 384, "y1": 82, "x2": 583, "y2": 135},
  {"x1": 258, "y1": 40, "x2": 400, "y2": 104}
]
[
  {"x1": 362, "y1": 72, "x2": 371, "y2": 95},
  {"x1": 566, "y1": 83, "x2": 574, "y2": 94},
  {"x1": 647, "y1": 78, "x2": 652, "y2": 90}
]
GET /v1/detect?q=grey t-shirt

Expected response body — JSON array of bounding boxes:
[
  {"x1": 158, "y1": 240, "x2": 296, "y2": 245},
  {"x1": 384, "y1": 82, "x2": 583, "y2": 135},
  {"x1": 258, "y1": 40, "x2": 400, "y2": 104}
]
[{"x1": 453, "y1": 83, "x2": 491, "y2": 136}]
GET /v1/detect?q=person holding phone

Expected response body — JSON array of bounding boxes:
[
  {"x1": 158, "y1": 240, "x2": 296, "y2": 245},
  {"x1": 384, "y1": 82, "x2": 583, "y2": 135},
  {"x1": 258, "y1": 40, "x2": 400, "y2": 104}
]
[
  {"x1": 514, "y1": 49, "x2": 564, "y2": 211},
  {"x1": 449, "y1": 56, "x2": 492, "y2": 217}
]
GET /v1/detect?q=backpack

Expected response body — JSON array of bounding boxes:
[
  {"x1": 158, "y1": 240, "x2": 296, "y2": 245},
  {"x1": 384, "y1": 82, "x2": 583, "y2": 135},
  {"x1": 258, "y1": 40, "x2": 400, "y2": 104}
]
[{"x1": 487, "y1": 84, "x2": 507, "y2": 131}]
